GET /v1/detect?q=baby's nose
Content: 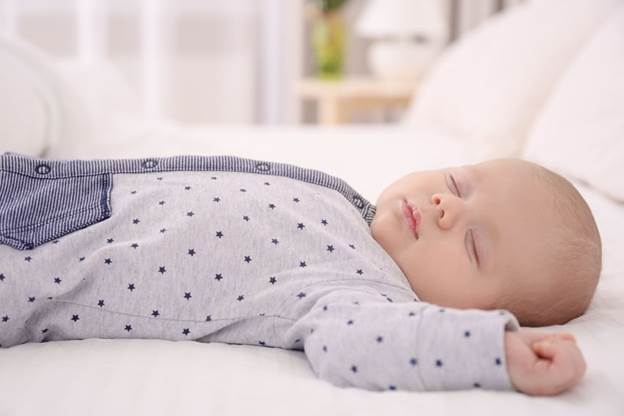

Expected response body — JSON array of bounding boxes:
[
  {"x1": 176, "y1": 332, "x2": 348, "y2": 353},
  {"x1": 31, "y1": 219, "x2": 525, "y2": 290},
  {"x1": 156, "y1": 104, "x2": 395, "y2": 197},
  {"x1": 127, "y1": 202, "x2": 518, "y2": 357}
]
[
  {"x1": 431, "y1": 194, "x2": 445, "y2": 219},
  {"x1": 431, "y1": 193, "x2": 464, "y2": 231}
]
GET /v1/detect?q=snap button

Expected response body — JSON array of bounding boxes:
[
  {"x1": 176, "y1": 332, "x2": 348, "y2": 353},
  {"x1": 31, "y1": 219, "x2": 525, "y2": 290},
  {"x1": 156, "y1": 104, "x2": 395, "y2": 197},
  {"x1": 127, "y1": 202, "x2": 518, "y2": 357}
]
[
  {"x1": 35, "y1": 164, "x2": 51, "y2": 175},
  {"x1": 255, "y1": 162, "x2": 271, "y2": 172},
  {"x1": 352, "y1": 196, "x2": 364, "y2": 209},
  {"x1": 142, "y1": 159, "x2": 158, "y2": 169}
]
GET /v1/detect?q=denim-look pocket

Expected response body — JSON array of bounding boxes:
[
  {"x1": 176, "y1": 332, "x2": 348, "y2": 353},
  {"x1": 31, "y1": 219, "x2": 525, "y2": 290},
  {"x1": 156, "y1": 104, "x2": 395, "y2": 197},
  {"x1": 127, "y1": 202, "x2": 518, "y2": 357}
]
[{"x1": 0, "y1": 170, "x2": 113, "y2": 250}]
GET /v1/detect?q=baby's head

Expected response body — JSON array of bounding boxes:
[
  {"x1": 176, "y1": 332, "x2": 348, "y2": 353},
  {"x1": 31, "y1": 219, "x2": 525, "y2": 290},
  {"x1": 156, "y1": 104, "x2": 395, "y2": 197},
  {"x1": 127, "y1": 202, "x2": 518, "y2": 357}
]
[{"x1": 370, "y1": 158, "x2": 602, "y2": 327}]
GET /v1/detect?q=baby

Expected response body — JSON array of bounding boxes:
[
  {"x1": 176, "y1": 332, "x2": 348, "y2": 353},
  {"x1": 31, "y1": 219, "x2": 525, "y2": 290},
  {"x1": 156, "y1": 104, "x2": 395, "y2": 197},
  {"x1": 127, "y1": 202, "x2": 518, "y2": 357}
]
[
  {"x1": 371, "y1": 158, "x2": 601, "y2": 395},
  {"x1": 0, "y1": 152, "x2": 600, "y2": 396}
]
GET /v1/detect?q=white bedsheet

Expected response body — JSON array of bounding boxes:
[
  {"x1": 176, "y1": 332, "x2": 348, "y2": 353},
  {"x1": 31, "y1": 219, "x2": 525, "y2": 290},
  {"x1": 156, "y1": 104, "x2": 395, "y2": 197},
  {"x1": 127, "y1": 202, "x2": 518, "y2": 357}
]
[{"x1": 1, "y1": 124, "x2": 623, "y2": 416}]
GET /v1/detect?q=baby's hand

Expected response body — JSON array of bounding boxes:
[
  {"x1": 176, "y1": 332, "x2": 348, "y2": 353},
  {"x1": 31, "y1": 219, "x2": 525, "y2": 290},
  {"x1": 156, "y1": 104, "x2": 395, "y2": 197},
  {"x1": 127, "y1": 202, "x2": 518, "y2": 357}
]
[{"x1": 504, "y1": 329, "x2": 586, "y2": 396}]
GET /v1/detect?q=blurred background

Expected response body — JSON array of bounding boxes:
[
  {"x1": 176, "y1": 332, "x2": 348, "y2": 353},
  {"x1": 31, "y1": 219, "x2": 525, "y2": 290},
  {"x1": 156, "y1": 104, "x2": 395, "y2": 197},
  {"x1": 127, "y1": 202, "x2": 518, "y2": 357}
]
[{"x1": 0, "y1": 0, "x2": 524, "y2": 126}]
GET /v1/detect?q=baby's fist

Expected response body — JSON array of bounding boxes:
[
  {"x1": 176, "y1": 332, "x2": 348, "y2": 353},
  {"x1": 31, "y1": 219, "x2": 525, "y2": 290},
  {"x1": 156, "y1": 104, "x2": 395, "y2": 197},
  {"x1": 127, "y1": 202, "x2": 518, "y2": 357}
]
[{"x1": 505, "y1": 329, "x2": 586, "y2": 396}]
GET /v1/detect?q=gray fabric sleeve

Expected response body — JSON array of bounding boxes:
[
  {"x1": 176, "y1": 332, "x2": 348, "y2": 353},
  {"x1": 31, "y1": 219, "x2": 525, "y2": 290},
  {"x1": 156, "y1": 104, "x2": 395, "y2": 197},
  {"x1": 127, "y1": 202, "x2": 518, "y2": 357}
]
[{"x1": 287, "y1": 289, "x2": 520, "y2": 392}]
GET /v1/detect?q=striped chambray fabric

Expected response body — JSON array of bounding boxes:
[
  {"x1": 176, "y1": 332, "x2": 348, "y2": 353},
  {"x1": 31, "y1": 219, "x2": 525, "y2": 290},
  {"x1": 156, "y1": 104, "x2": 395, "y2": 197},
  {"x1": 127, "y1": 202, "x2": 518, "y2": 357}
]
[{"x1": 0, "y1": 151, "x2": 376, "y2": 250}]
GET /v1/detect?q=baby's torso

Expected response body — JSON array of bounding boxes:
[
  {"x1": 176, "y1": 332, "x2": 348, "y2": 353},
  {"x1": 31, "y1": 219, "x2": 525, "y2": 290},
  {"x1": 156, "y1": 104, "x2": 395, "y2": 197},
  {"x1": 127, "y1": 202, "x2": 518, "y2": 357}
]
[{"x1": 0, "y1": 153, "x2": 415, "y2": 348}]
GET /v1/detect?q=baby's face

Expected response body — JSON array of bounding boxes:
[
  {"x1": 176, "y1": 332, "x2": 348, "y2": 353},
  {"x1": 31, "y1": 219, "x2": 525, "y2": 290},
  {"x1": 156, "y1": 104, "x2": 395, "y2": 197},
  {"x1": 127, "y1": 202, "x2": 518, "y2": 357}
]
[{"x1": 371, "y1": 159, "x2": 553, "y2": 310}]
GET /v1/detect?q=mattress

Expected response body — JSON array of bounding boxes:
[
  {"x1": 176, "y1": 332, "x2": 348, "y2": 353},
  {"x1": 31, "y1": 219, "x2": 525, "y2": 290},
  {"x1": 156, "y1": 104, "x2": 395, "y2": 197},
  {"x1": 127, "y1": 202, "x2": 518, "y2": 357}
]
[{"x1": 1, "y1": 124, "x2": 623, "y2": 416}]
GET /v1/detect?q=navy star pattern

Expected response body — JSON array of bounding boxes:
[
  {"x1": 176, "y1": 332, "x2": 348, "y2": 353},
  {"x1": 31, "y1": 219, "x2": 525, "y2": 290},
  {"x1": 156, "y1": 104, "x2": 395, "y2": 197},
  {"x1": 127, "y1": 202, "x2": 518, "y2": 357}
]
[{"x1": 0, "y1": 169, "x2": 515, "y2": 392}]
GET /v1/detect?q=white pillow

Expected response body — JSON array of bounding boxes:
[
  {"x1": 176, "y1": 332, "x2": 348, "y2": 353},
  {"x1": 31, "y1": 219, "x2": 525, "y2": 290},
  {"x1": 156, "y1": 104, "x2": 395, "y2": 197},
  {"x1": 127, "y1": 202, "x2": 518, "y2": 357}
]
[
  {"x1": 402, "y1": 0, "x2": 622, "y2": 161},
  {"x1": 42, "y1": 59, "x2": 143, "y2": 158},
  {"x1": 523, "y1": 3, "x2": 624, "y2": 203},
  {"x1": 0, "y1": 36, "x2": 63, "y2": 156},
  {"x1": 0, "y1": 37, "x2": 100, "y2": 158}
]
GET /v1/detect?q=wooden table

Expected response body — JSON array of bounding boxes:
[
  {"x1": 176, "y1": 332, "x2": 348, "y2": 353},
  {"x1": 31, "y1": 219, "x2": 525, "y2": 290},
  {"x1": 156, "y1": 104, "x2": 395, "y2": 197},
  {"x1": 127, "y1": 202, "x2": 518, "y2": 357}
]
[{"x1": 297, "y1": 76, "x2": 421, "y2": 125}]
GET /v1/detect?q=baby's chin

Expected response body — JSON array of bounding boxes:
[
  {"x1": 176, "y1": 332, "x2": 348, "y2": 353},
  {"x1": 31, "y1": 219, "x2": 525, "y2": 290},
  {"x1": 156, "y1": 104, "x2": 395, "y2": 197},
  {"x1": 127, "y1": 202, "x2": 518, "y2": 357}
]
[{"x1": 369, "y1": 210, "x2": 394, "y2": 247}]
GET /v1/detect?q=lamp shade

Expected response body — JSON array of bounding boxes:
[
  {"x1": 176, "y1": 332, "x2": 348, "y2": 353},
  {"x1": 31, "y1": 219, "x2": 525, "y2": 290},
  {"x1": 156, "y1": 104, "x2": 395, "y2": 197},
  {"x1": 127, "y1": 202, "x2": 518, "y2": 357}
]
[{"x1": 355, "y1": 0, "x2": 447, "y2": 39}]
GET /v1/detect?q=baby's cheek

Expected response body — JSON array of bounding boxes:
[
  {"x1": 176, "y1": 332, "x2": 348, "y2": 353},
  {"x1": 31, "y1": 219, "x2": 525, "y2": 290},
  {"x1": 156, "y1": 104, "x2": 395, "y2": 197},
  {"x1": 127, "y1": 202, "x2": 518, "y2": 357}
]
[
  {"x1": 370, "y1": 211, "x2": 397, "y2": 246},
  {"x1": 411, "y1": 253, "x2": 473, "y2": 306}
]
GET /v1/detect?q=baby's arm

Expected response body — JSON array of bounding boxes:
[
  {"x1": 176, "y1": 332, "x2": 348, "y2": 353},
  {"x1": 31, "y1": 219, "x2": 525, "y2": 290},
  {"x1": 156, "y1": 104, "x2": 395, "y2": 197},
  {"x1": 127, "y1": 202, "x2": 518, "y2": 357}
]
[
  {"x1": 288, "y1": 289, "x2": 520, "y2": 392},
  {"x1": 505, "y1": 329, "x2": 586, "y2": 395}
]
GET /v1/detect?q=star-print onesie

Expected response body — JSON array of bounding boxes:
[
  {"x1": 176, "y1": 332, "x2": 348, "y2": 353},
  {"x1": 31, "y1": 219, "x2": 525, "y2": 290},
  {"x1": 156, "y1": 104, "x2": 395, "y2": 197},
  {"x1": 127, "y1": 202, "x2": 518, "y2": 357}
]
[{"x1": 0, "y1": 152, "x2": 520, "y2": 392}]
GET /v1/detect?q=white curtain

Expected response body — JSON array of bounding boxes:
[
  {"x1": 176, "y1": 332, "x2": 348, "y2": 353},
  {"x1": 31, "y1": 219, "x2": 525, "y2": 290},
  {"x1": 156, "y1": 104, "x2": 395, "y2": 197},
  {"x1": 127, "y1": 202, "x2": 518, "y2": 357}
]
[
  {"x1": 0, "y1": 0, "x2": 302, "y2": 124},
  {"x1": 453, "y1": 0, "x2": 526, "y2": 39}
]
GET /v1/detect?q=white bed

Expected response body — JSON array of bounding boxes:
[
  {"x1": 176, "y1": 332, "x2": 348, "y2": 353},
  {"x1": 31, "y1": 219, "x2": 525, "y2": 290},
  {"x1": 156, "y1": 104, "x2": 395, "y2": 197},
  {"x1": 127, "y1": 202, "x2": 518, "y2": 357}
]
[{"x1": 1, "y1": 1, "x2": 624, "y2": 415}]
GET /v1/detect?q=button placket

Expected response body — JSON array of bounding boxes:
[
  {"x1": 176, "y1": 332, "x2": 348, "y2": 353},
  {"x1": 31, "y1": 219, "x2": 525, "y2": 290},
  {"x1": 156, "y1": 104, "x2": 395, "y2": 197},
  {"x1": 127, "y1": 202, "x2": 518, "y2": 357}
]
[
  {"x1": 352, "y1": 196, "x2": 364, "y2": 209},
  {"x1": 34, "y1": 164, "x2": 51, "y2": 175},
  {"x1": 142, "y1": 159, "x2": 159, "y2": 169},
  {"x1": 255, "y1": 162, "x2": 271, "y2": 172}
]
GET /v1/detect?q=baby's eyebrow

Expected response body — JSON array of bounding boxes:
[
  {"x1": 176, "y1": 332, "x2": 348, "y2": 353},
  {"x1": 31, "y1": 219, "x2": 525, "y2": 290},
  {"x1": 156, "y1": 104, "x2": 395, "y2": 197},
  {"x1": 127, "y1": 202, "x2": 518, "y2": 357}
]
[
  {"x1": 460, "y1": 165, "x2": 483, "y2": 189},
  {"x1": 463, "y1": 164, "x2": 481, "y2": 186}
]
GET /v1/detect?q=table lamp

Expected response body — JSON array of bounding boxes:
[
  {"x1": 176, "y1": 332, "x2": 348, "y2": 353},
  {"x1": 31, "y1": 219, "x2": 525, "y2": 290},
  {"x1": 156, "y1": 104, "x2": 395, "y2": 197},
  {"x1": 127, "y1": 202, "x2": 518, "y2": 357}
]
[{"x1": 355, "y1": 0, "x2": 447, "y2": 81}]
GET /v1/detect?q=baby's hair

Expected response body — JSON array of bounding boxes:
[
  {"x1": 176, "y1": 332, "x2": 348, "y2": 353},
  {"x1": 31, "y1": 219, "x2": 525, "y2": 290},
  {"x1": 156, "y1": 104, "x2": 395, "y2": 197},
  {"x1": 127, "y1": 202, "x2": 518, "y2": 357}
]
[{"x1": 499, "y1": 160, "x2": 602, "y2": 327}]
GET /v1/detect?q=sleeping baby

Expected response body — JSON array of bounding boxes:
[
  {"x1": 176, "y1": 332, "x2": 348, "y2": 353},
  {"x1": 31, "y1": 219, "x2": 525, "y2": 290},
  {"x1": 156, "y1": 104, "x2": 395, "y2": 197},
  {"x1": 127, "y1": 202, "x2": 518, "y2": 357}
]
[{"x1": 0, "y1": 152, "x2": 600, "y2": 396}]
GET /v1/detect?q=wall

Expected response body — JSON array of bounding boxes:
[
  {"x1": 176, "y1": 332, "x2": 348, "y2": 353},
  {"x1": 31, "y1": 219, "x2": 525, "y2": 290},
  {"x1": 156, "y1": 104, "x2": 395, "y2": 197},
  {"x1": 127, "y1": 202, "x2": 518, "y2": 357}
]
[{"x1": 0, "y1": 0, "x2": 524, "y2": 125}]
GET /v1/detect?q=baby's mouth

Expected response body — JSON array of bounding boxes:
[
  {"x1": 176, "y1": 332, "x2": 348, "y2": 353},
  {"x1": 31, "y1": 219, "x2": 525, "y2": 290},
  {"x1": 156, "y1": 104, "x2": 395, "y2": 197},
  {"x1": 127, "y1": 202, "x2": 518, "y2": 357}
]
[{"x1": 401, "y1": 198, "x2": 421, "y2": 239}]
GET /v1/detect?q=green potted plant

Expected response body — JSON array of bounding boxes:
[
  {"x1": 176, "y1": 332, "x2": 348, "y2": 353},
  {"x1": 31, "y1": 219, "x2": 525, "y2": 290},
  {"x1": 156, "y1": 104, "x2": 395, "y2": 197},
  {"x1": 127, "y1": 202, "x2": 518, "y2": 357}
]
[{"x1": 309, "y1": 0, "x2": 349, "y2": 79}]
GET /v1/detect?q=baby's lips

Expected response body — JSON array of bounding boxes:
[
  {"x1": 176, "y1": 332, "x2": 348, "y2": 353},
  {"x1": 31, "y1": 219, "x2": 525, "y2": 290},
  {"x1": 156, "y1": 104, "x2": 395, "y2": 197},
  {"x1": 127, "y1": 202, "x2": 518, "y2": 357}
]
[{"x1": 407, "y1": 201, "x2": 422, "y2": 228}]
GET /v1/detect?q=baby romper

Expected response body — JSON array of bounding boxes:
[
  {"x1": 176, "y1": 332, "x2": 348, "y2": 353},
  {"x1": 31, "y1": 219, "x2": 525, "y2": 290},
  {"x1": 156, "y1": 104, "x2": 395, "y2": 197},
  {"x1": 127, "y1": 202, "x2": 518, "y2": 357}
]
[{"x1": 0, "y1": 151, "x2": 519, "y2": 392}]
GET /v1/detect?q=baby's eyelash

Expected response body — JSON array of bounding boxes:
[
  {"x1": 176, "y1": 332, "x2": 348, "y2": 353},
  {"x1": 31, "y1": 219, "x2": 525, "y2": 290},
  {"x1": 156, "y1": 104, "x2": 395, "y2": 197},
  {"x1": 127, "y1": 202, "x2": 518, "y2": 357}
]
[
  {"x1": 449, "y1": 174, "x2": 461, "y2": 197},
  {"x1": 471, "y1": 230, "x2": 480, "y2": 266}
]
